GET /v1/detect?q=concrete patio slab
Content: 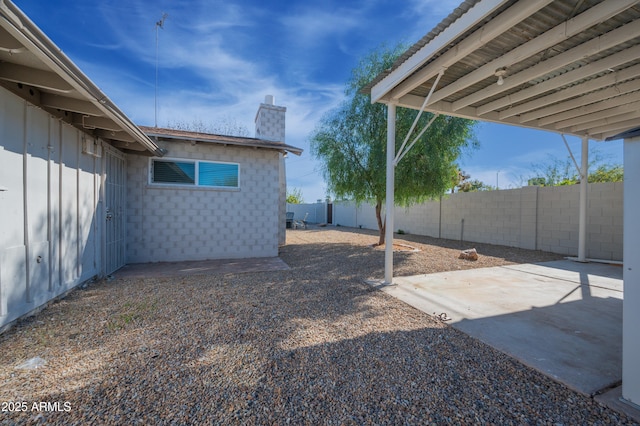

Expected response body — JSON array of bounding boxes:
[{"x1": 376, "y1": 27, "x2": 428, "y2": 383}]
[
  {"x1": 114, "y1": 257, "x2": 290, "y2": 279},
  {"x1": 383, "y1": 260, "x2": 623, "y2": 397}
]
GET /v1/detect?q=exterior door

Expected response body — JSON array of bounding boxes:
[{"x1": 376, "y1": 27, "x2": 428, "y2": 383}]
[{"x1": 104, "y1": 148, "x2": 125, "y2": 274}]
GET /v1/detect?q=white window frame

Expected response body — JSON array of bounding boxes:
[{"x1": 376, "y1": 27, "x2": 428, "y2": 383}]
[{"x1": 148, "y1": 157, "x2": 241, "y2": 189}]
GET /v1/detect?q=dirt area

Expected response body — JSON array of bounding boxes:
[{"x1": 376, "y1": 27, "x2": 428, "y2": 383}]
[
  {"x1": 1, "y1": 227, "x2": 629, "y2": 425},
  {"x1": 285, "y1": 226, "x2": 563, "y2": 280}
]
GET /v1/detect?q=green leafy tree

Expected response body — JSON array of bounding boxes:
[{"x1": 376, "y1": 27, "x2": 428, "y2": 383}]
[
  {"x1": 451, "y1": 169, "x2": 470, "y2": 193},
  {"x1": 589, "y1": 164, "x2": 623, "y2": 183},
  {"x1": 458, "y1": 179, "x2": 495, "y2": 192},
  {"x1": 452, "y1": 170, "x2": 495, "y2": 192},
  {"x1": 529, "y1": 149, "x2": 623, "y2": 186},
  {"x1": 311, "y1": 44, "x2": 477, "y2": 245},
  {"x1": 286, "y1": 188, "x2": 304, "y2": 204}
]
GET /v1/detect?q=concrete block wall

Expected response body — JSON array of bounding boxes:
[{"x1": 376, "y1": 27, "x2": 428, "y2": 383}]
[
  {"x1": 126, "y1": 141, "x2": 281, "y2": 263},
  {"x1": 333, "y1": 200, "x2": 377, "y2": 229},
  {"x1": 286, "y1": 202, "x2": 327, "y2": 224},
  {"x1": 443, "y1": 187, "x2": 542, "y2": 250},
  {"x1": 519, "y1": 186, "x2": 538, "y2": 250},
  {"x1": 395, "y1": 202, "x2": 440, "y2": 237},
  {"x1": 332, "y1": 183, "x2": 623, "y2": 260},
  {"x1": 537, "y1": 185, "x2": 580, "y2": 256},
  {"x1": 357, "y1": 203, "x2": 378, "y2": 230},
  {"x1": 587, "y1": 182, "x2": 623, "y2": 260},
  {"x1": 333, "y1": 200, "x2": 358, "y2": 227}
]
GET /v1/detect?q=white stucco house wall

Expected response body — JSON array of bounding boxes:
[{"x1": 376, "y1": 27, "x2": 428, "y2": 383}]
[{"x1": 0, "y1": 1, "x2": 301, "y2": 330}]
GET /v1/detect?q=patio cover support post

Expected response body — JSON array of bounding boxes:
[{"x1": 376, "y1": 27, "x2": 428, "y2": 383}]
[
  {"x1": 623, "y1": 136, "x2": 640, "y2": 406},
  {"x1": 578, "y1": 137, "x2": 588, "y2": 262},
  {"x1": 384, "y1": 102, "x2": 397, "y2": 284}
]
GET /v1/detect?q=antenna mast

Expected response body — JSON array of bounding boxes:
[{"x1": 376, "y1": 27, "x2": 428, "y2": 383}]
[{"x1": 155, "y1": 12, "x2": 168, "y2": 128}]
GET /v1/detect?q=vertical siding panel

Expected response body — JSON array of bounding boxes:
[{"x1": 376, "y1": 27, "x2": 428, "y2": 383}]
[
  {"x1": 47, "y1": 115, "x2": 52, "y2": 291},
  {"x1": 78, "y1": 136, "x2": 98, "y2": 281},
  {"x1": 0, "y1": 87, "x2": 112, "y2": 329},
  {"x1": 76, "y1": 132, "x2": 81, "y2": 279},
  {"x1": 57, "y1": 121, "x2": 63, "y2": 288},
  {"x1": 94, "y1": 143, "x2": 103, "y2": 274},
  {"x1": 0, "y1": 90, "x2": 28, "y2": 317},
  {"x1": 25, "y1": 106, "x2": 51, "y2": 306},
  {"x1": 49, "y1": 118, "x2": 61, "y2": 289},
  {"x1": 22, "y1": 101, "x2": 30, "y2": 302},
  {"x1": 60, "y1": 124, "x2": 78, "y2": 286},
  {"x1": 0, "y1": 92, "x2": 5, "y2": 317}
]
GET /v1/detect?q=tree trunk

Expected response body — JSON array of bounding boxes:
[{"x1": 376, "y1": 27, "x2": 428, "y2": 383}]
[{"x1": 375, "y1": 200, "x2": 385, "y2": 246}]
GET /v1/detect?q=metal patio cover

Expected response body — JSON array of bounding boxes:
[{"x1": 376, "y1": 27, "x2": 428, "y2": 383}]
[
  {"x1": 369, "y1": 0, "x2": 640, "y2": 142},
  {"x1": 366, "y1": 0, "x2": 640, "y2": 407}
]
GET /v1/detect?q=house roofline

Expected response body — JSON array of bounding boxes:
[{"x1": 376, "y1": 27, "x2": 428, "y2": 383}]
[
  {"x1": 0, "y1": 0, "x2": 164, "y2": 156},
  {"x1": 140, "y1": 126, "x2": 303, "y2": 156}
]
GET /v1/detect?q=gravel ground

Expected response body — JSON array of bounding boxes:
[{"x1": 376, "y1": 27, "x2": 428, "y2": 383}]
[{"x1": 0, "y1": 226, "x2": 635, "y2": 425}]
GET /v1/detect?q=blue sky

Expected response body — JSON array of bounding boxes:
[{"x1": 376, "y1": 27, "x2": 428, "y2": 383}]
[{"x1": 16, "y1": 0, "x2": 623, "y2": 202}]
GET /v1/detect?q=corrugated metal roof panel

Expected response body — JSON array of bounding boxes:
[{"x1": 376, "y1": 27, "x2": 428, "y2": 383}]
[{"x1": 369, "y1": 0, "x2": 640, "y2": 140}]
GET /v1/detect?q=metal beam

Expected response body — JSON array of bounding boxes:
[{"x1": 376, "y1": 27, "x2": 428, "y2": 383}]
[
  {"x1": 395, "y1": 114, "x2": 439, "y2": 165},
  {"x1": 542, "y1": 90, "x2": 640, "y2": 128},
  {"x1": 453, "y1": 20, "x2": 640, "y2": 113},
  {"x1": 394, "y1": 69, "x2": 444, "y2": 165},
  {"x1": 512, "y1": 65, "x2": 640, "y2": 122},
  {"x1": 396, "y1": 93, "x2": 599, "y2": 140},
  {"x1": 476, "y1": 43, "x2": 640, "y2": 116},
  {"x1": 594, "y1": 128, "x2": 636, "y2": 141},
  {"x1": 426, "y1": 0, "x2": 637, "y2": 108},
  {"x1": 589, "y1": 117, "x2": 640, "y2": 137},
  {"x1": 387, "y1": 0, "x2": 553, "y2": 101},
  {"x1": 568, "y1": 108, "x2": 640, "y2": 133}
]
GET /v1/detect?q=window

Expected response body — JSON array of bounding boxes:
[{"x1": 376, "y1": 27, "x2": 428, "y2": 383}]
[{"x1": 150, "y1": 159, "x2": 239, "y2": 188}]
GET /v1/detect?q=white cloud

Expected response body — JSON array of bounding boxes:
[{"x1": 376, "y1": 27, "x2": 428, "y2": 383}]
[
  {"x1": 403, "y1": 0, "x2": 465, "y2": 19},
  {"x1": 279, "y1": 9, "x2": 362, "y2": 48},
  {"x1": 58, "y1": 0, "x2": 516, "y2": 206}
]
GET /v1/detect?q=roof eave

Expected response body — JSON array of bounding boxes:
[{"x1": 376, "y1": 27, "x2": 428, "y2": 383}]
[
  {"x1": 142, "y1": 129, "x2": 303, "y2": 156},
  {"x1": 0, "y1": 0, "x2": 164, "y2": 157}
]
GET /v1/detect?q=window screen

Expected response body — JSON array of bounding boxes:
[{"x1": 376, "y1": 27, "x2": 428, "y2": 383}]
[
  {"x1": 152, "y1": 160, "x2": 195, "y2": 185},
  {"x1": 151, "y1": 159, "x2": 239, "y2": 188},
  {"x1": 199, "y1": 162, "x2": 239, "y2": 187}
]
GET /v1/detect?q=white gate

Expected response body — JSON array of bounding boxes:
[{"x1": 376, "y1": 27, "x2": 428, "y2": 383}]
[{"x1": 104, "y1": 148, "x2": 126, "y2": 274}]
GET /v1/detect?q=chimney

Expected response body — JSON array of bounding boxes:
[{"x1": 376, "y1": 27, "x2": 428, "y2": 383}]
[{"x1": 255, "y1": 95, "x2": 286, "y2": 142}]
